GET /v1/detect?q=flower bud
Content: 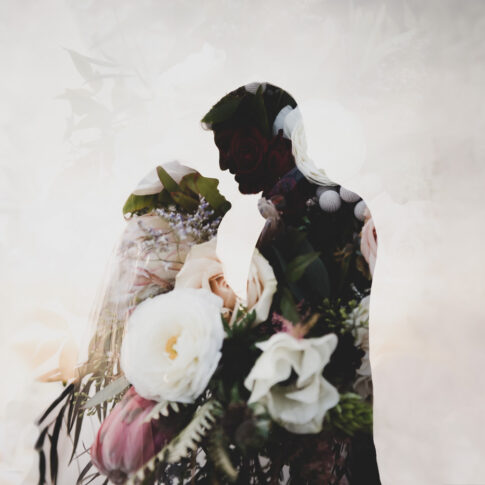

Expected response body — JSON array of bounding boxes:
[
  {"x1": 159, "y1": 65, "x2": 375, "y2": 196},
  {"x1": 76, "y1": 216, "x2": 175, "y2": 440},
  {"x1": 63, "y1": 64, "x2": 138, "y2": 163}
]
[{"x1": 90, "y1": 387, "x2": 180, "y2": 483}]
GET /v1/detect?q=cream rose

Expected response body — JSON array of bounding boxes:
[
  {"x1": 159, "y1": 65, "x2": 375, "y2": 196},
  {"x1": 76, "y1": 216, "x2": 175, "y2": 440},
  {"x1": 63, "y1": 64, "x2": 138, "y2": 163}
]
[
  {"x1": 360, "y1": 211, "x2": 377, "y2": 276},
  {"x1": 120, "y1": 288, "x2": 224, "y2": 403},
  {"x1": 244, "y1": 332, "x2": 340, "y2": 434},
  {"x1": 174, "y1": 238, "x2": 276, "y2": 326},
  {"x1": 349, "y1": 296, "x2": 372, "y2": 399}
]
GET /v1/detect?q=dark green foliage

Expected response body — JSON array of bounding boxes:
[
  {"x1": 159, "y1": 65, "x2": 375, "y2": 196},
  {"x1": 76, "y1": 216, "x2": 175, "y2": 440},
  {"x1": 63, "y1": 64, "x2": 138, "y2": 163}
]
[
  {"x1": 201, "y1": 89, "x2": 245, "y2": 126},
  {"x1": 202, "y1": 83, "x2": 297, "y2": 137}
]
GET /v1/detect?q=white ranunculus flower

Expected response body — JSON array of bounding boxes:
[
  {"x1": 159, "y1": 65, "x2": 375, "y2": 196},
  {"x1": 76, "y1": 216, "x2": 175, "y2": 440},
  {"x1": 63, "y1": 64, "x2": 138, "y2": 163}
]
[
  {"x1": 244, "y1": 332, "x2": 340, "y2": 434},
  {"x1": 120, "y1": 288, "x2": 224, "y2": 403},
  {"x1": 175, "y1": 238, "x2": 277, "y2": 326},
  {"x1": 132, "y1": 161, "x2": 195, "y2": 196}
]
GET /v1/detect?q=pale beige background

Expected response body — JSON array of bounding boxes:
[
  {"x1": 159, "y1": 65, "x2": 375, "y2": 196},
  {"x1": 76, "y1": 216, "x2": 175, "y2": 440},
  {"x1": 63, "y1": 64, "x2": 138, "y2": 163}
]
[{"x1": 1, "y1": 1, "x2": 485, "y2": 484}]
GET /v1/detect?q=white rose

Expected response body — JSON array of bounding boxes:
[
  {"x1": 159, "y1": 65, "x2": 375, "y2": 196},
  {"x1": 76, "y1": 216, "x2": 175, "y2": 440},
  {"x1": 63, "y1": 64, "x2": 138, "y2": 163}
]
[
  {"x1": 349, "y1": 296, "x2": 373, "y2": 399},
  {"x1": 244, "y1": 332, "x2": 340, "y2": 434},
  {"x1": 360, "y1": 210, "x2": 377, "y2": 276},
  {"x1": 132, "y1": 161, "x2": 195, "y2": 196},
  {"x1": 272, "y1": 107, "x2": 337, "y2": 187},
  {"x1": 175, "y1": 238, "x2": 277, "y2": 326},
  {"x1": 120, "y1": 288, "x2": 224, "y2": 403}
]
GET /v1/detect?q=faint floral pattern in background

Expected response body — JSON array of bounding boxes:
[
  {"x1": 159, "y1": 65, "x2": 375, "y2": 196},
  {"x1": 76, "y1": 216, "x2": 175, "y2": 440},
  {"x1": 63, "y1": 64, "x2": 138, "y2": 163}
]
[{"x1": 1, "y1": 1, "x2": 485, "y2": 484}]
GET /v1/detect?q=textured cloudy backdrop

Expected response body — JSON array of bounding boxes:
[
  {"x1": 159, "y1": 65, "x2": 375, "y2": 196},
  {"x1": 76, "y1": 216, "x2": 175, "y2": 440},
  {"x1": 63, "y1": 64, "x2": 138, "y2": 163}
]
[{"x1": 1, "y1": 1, "x2": 485, "y2": 483}]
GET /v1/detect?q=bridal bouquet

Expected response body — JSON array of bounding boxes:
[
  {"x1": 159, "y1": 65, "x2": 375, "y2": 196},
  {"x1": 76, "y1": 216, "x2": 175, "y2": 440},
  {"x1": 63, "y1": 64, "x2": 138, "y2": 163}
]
[{"x1": 37, "y1": 83, "x2": 378, "y2": 485}]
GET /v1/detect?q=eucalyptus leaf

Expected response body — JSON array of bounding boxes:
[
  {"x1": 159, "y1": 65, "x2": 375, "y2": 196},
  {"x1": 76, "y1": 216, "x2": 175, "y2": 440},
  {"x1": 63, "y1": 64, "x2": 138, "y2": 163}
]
[
  {"x1": 193, "y1": 174, "x2": 231, "y2": 214},
  {"x1": 170, "y1": 191, "x2": 199, "y2": 212},
  {"x1": 157, "y1": 165, "x2": 181, "y2": 193},
  {"x1": 179, "y1": 173, "x2": 231, "y2": 215},
  {"x1": 286, "y1": 251, "x2": 321, "y2": 283},
  {"x1": 82, "y1": 376, "x2": 129, "y2": 410},
  {"x1": 280, "y1": 287, "x2": 299, "y2": 323},
  {"x1": 251, "y1": 85, "x2": 270, "y2": 137},
  {"x1": 202, "y1": 94, "x2": 243, "y2": 125},
  {"x1": 67, "y1": 49, "x2": 95, "y2": 82},
  {"x1": 302, "y1": 254, "x2": 331, "y2": 300},
  {"x1": 122, "y1": 190, "x2": 172, "y2": 215}
]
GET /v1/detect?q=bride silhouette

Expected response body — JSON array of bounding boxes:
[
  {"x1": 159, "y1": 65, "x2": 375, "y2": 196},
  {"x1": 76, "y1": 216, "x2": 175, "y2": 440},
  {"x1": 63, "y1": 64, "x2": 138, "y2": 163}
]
[{"x1": 36, "y1": 82, "x2": 380, "y2": 484}]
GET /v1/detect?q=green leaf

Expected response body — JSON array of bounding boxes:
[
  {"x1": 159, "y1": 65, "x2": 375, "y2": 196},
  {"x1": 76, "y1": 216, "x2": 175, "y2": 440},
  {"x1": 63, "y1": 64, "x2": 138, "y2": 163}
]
[
  {"x1": 201, "y1": 94, "x2": 243, "y2": 125},
  {"x1": 302, "y1": 253, "x2": 331, "y2": 300},
  {"x1": 170, "y1": 191, "x2": 199, "y2": 212},
  {"x1": 251, "y1": 85, "x2": 270, "y2": 137},
  {"x1": 180, "y1": 173, "x2": 231, "y2": 215},
  {"x1": 286, "y1": 251, "x2": 321, "y2": 283},
  {"x1": 82, "y1": 376, "x2": 129, "y2": 410},
  {"x1": 178, "y1": 175, "x2": 199, "y2": 197},
  {"x1": 280, "y1": 287, "x2": 299, "y2": 323},
  {"x1": 287, "y1": 230, "x2": 331, "y2": 300},
  {"x1": 157, "y1": 165, "x2": 181, "y2": 193},
  {"x1": 122, "y1": 190, "x2": 173, "y2": 215},
  {"x1": 228, "y1": 309, "x2": 256, "y2": 338},
  {"x1": 270, "y1": 246, "x2": 288, "y2": 274},
  {"x1": 207, "y1": 425, "x2": 238, "y2": 482}
]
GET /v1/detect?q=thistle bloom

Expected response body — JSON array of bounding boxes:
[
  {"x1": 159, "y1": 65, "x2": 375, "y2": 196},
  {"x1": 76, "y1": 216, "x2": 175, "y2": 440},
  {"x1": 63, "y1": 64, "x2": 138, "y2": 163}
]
[{"x1": 90, "y1": 387, "x2": 179, "y2": 484}]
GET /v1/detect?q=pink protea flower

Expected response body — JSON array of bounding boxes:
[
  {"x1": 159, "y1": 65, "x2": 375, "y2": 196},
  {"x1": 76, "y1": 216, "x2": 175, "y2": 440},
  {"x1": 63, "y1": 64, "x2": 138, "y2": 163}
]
[{"x1": 90, "y1": 387, "x2": 181, "y2": 484}]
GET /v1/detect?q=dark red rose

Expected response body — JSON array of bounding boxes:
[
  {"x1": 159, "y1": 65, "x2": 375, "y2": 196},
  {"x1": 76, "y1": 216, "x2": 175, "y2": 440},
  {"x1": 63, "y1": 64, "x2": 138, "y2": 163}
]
[
  {"x1": 265, "y1": 131, "x2": 296, "y2": 192},
  {"x1": 214, "y1": 126, "x2": 297, "y2": 195},
  {"x1": 229, "y1": 126, "x2": 268, "y2": 193}
]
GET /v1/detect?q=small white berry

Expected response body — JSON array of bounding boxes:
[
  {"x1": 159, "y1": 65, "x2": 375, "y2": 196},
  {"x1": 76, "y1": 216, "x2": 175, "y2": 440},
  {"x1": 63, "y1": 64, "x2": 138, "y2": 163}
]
[
  {"x1": 339, "y1": 187, "x2": 361, "y2": 203},
  {"x1": 319, "y1": 190, "x2": 342, "y2": 213},
  {"x1": 354, "y1": 200, "x2": 367, "y2": 221},
  {"x1": 316, "y1": 186, "x2": 334, "y2": 198},
  {"x1": 245, "y1": 82, "x2": 266, "y2": 94}
]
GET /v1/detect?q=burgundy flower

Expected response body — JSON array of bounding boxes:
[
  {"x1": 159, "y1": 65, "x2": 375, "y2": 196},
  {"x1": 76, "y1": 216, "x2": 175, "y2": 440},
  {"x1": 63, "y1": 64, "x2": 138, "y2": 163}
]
[
  {"x1": 216, "y1": 125, "x2": 268, "y2": 193},
  {"x1": 214, "y1": 126, "x2": 296, "y2": 195},
  {"x1": 90, "y1": 387, "x2": 181, "y2": 484},
  {"x1": 266, "y1": 131, "x2": 296, "y2": 190}
]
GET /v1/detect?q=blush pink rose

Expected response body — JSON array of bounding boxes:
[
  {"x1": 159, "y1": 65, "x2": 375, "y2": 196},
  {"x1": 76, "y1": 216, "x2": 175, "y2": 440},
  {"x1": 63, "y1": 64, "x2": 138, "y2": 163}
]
[
  {"x1": 174, "y1": 238, "x2": 277, "y2": 326},
  {"x1": 360, "y1": 210, "x2": 377, "y2": 276}
]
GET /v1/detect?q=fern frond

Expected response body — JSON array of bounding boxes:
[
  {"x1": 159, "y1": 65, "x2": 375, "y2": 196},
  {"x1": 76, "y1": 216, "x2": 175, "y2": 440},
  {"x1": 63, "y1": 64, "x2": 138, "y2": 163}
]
[
  {"x1": 207, "y1": 426, "x2": 238, "y2": 483},
  {"x1": 142, "y1": 400, "x2": 184, "y2": 423},
  {"x1": 126, "y1": 399, "x2": 222, "y2": 484}
]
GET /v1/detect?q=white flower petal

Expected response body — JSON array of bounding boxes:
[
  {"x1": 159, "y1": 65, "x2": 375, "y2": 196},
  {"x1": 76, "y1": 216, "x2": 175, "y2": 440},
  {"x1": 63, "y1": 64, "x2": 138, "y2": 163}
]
[
  {"x1": 120, "y1": 288, "x2": 224, "y2": 403},
  {"x1": 244, "y1": 332, "x2": 339, "y2": 434},
  {"x1": 272, "y1": 105, "x2": 294, "y2": 136}
]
